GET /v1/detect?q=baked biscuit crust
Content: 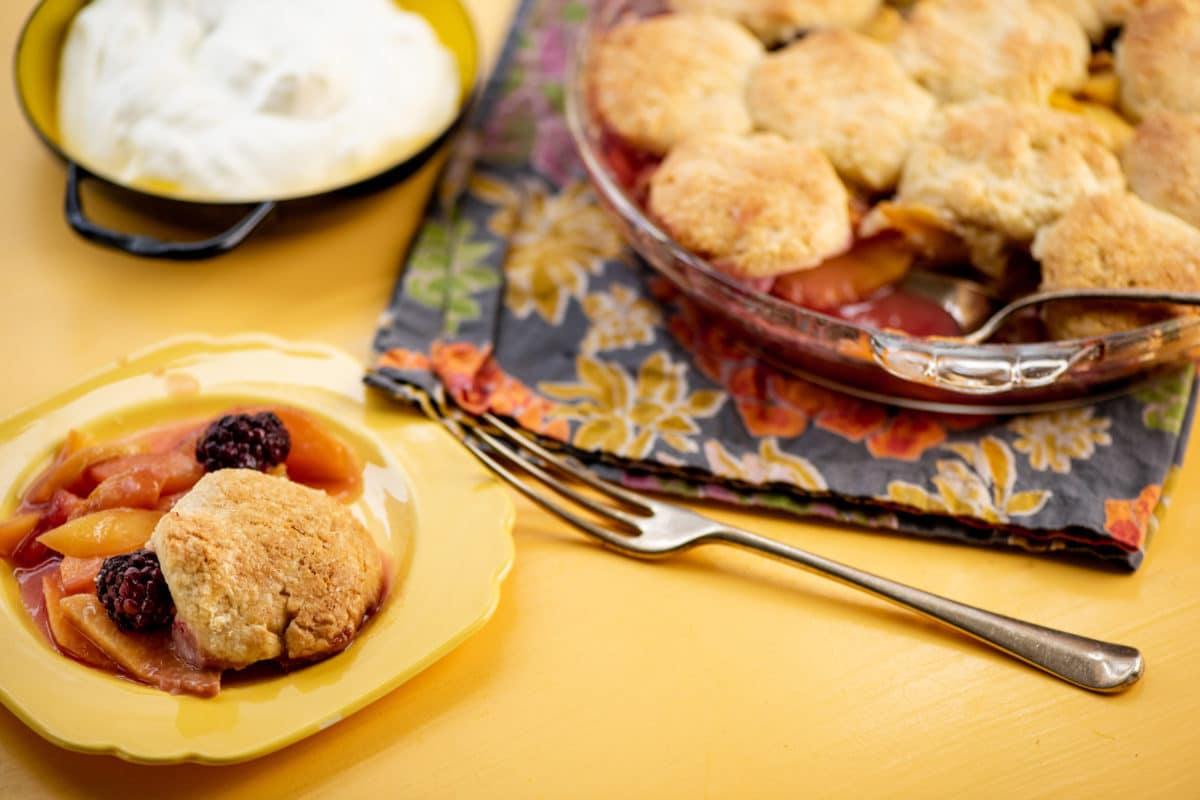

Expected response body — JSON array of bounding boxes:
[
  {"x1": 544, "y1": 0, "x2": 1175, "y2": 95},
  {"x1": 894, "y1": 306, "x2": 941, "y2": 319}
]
[
  {"x1": 1116, "y1": 0, "x2": 1200, "y2": 119},
  {"x1": 1099, "y1": 0, "x2": 1152, "y2": 23},
  {"x1": 884, "y1": 100, "x2": 1124, "y2": 273},
  {"x1": 747, "y1": 28, "x2": 936, "y2": 192},
  {"x1": 667, "y1": 0, "x2": 882, "y2": 43},
  {"x1": 589, "y1": 14, "x2": 763, "y2": 156},
  {"x1": 1047, "y1": 0, "x2": 1151, "y2": 39},
  {"x1": 1048, "y1": 0, "x2": 1105, "y2": 40},
  {"x1": 1095, "y1": 0, "x2": 1153, "y2": 26},
  {"x1": 1033, "y1": 192, "x2": 1200, "y2": 336},
  {"x1": 648, "y1": 133, "x2": 851, "y2": 278},
  {"x1": 150, "y1": 469, "x2": 385, "y2": 670},
  {"x1": 1041, "y1": 302, "x2": 1174, "y2": 339},
  {"x1": 892, "y1": 0, "x2": 1090, "y2": 104},
  {"x1": 1123, "y1": 112, "x2": 1200, "y2": 229}
]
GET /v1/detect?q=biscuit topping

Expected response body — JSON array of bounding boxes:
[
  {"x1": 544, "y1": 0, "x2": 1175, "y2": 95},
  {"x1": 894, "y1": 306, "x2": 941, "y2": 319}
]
[
  {"x1": 648, "y1": 133, "x2": 852, "y2": 279},
  {"x1": 150, "y1": 469, "x2": 385, "y2": 670},
  {"x1": 589, "y1": 14, "x2": 764, "y2": 156}
]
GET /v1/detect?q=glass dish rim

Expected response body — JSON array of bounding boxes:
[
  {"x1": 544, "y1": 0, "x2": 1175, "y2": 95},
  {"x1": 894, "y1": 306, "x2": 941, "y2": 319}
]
[{"x1": 562, "y1": 0, "x2": 1200, "y2": 365}]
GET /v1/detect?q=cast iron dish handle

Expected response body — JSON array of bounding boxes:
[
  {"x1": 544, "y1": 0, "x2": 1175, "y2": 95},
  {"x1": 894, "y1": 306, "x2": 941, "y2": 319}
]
[{"x1": 64, "y1": 162, "x2": 276, "y2": 260}]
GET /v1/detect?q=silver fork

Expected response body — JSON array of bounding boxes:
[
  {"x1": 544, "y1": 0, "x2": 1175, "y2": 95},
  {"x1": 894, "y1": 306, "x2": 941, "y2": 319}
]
[{"x1": 443, "y1": 411, "x2": 1144, "y2": 693}]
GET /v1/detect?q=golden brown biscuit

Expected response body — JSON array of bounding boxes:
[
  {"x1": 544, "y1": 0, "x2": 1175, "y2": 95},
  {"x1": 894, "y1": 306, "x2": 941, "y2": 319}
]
[
  {"x1": 1042, "y1": 302, "x2": 1174, "y2": 339},
  {"x1": 878, "y1": 100, "x2": 1124, "y2": 275},
  {"x1": 1048, "y1": 0, "x2": 1106, "y2": 40},
  {"x1": 1033, "y1": 192, "x2": 1200, "y2": 337},
  {"x1": 1116, "y1": 1, "x2": 1200, "y2": 119},
  {"x1": 648, "y1": 133, "x2": 851, "y2": 278},
  {"x1": 1095, "y1": 0, "x2": 1155, "y2": 25},
  {"x1": 892, "y1": 0, "x2": 1090, "y2": 104},
  {"x1": 666, "y1": 0, "x2": 882, "y2": 43},
  {"x1": 1123, "y1": 112, "x2": 1200, "y2": 228},
  {"x1": 150, "y1": 469, "x2": 385, "y2": 670},
  {"x1": 746, "y1": 29, "x2": 936, "y2": 192},
  {"x1": 1047, "y1": 0, "x2": 1153, "y2": 39},
  {"x1": 589, "y1": 14, "x2": 763, "y2": 156}
]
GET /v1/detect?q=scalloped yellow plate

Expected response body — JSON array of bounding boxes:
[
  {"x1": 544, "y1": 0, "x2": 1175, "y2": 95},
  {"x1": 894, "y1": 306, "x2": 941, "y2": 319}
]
[{"x1": 0, "y1": 335, "x2": 514, "y2": 764}]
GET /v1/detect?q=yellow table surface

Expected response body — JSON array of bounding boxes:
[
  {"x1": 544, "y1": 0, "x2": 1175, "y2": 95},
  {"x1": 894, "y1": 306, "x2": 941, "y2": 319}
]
[{"x1": 2, "y1": 2, "x2": 1200, "y2": 797}]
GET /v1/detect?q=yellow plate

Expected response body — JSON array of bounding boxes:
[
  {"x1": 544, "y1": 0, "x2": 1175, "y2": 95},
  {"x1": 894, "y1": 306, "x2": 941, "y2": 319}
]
[{"x1": 0, "y1": 334, "x2": 514, "y2": 764}]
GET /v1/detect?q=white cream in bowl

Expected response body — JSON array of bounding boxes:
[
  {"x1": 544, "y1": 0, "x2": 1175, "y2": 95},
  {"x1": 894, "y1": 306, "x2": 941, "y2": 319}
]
[{"x1": 57, "y1": 0, "x2": 461, "y2": 200}]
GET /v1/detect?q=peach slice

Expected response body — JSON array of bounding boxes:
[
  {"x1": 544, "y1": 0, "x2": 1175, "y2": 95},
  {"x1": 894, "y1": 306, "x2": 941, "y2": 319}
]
[
  {"x1": 60, "y1": 556, "x2": 105, "y2": 595},
  {"x1": 271, "y1": 407, "x2": 364, "y2": 501},
  {"x1": 42, "y1": 574, "x2": 114, "y2": 669},
  {"x1": 1049, "y1": 90, "x2": 1133, "y2": 149},
  {"x1": 58, "y1": 594, "x2": 221, "y2": 697},
  {"x1": 26, "y1": 442, "x2": 143, "y2": 504},
  {"x1": 863, "y1": 6, "x2": 903, "y2": 42},
  {"x1": 37, "y1": 509, "x2": 162, "y2": 558},
  {"x1": 0, "y1": 512, "x2": 39, "y2": 558},
  {"x1": 773, "y1": 235, "x2": 915, "y2": 310},
  {"x1": 86, "y1": 452, "x2": 203, "y2": 496},
  {"x1": 865, "y1": 202, "x2": 968, "y2": 264},
  {"x1": 124, "y1": 419, "x2": 208, "y2": 455},
  {"x1": 1080, "y1": 72, "x2": 1119, "y2": 107},
  {"x1": 80, "y1": 469, "x2": 164, "y2": 516}
]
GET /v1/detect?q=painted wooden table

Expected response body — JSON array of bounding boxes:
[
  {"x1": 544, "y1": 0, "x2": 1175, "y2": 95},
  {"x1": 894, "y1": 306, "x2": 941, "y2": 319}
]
[{"x1": 1, "y1": 2, "x2": 1198, "y2": 796}]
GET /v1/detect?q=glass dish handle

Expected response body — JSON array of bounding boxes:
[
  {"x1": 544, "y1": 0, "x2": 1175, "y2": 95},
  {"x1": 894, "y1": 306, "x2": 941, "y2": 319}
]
[{"x1": 869, "y1": 332, "x2": 1103, "y2": 394}]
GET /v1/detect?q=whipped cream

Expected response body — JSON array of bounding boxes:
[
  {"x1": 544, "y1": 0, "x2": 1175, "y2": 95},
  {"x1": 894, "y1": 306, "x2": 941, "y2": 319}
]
[{"x1": 57, "y1": 0, "x2": 461, "y2": 200}]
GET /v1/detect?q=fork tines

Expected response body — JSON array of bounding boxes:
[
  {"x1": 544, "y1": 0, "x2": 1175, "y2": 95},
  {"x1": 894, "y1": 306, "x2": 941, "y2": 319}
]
[{"x1": 442, "y1": 411, "x2": 650, "y2": 549}]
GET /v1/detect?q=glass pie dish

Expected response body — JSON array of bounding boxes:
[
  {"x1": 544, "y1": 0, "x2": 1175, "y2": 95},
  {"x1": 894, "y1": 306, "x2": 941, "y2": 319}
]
[{"x1": 564, "y1": 0, "x2": 1200, "y2": 413}]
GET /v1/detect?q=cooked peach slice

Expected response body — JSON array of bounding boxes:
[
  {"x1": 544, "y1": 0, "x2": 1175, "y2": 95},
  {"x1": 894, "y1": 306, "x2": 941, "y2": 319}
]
[
  {"x1": 37, "y1": 509, "x2": 161, "y2": 558},
  {"x1": 81, "y1": 469, "x2": 164, "y2": 515},
  {"x1": 1049, "y1": 90, "x2": 1133, "y2": 149},
  {"x1": 0, "y1": 512, "x2": 39, "y2": 558},
  {"x1": 60, "y1": 556, "x2": 105, "y2": 594},
  {"x1": 772, "y1": 234, "x2": 915, "y2": 310},
  {"x1": 153, "y1": 491, "x2": 189, "y2": 512},
  {"x1": 124, "y1": 419, "x2": 208, "y2": 454},
  {"x1": 1080, "y1": 71, "x2": 1119, "y2": 107},
  {"x1": 26, "y1": 442, "x2": 143, "y2": 504},
  {"x1": 271, "y1": 407, "x2": 364, "y2": 500},
  {"x1": 863, "y1": 5, "x2": 903, "y2": 43},
  {"x1": 864, "y1": 202, "x2": 968, "y2": 263},
  {"x1": 42, "y1": 574, "x2": 114, "y2": 669},
  {"x1": 58, "y1": 594, "x2": 220, "y2": 697},
  {"x1": 8, "y1": 493, "x2": 84, "y2": 567},
  {"x1": 87, "y1": 452, "x2": 203, "y2": 496},
  {"x1": 39, "y1": 489, "x2": 84, "y2": 530}
]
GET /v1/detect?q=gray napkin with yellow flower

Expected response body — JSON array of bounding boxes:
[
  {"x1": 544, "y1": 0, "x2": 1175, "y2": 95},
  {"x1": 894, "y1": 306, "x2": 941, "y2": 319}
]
[{"x1": 367, "y1": 0, "x2": 1197, "y2": 569}]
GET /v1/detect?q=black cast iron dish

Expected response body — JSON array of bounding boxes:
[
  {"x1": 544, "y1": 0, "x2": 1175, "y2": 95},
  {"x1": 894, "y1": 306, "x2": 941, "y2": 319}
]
[{"x1": 14, "y1": 0, "x2": 479, "y2": 260}]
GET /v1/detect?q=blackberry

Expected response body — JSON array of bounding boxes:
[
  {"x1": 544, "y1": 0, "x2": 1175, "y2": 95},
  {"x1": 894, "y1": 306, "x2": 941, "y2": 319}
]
[
  {"x1": 195, "y1": 411, "x2": 291, "y2": 473},
  {"x1": 95, "y1": 549, "x2": 174, "y2": 632}
]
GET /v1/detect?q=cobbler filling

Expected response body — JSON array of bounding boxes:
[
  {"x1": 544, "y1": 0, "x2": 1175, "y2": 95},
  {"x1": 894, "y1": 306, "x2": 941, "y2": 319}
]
[
  {"x1": 600, "y1": 128, "x2": 963, "y2": 337},
  {"x1": 0, "y1": 405, "x2": 367, "y2": 697}
]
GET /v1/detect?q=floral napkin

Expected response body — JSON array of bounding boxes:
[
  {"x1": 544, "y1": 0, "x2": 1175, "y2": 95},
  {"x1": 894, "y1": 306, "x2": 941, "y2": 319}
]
[{"x1": 367, "y1": 0, "x2": 1197, "y2": 569}]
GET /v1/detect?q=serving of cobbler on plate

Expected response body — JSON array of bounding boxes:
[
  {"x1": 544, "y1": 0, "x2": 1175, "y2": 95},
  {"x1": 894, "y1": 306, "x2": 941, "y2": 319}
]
[{"x1": 1, "y1": 406, "x2": 384, "y2": 698}]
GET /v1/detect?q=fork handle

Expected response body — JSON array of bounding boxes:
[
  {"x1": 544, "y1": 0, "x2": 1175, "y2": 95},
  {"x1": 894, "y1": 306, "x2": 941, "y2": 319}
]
[{"x1": 713, "y1": 528, "x2": 1143, "y2": 692}]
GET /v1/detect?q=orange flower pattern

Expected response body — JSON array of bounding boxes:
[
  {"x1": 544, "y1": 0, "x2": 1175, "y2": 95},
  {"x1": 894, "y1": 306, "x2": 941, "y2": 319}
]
[
  {"x1": 669, "y1": 304, "x2": 991, "y2": 462},
  {"x1": 378, "y1": 348, "x2": 430, "y2": 372},
  {"x1": 1104, "y1": 485, "x2": 1162, "y2": 550},
  {"x1": 376, "y1": 342, "x2": 568, "y2": 440}
]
